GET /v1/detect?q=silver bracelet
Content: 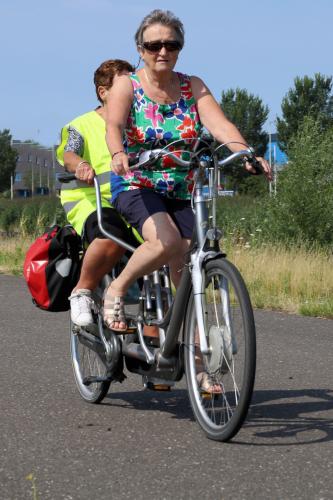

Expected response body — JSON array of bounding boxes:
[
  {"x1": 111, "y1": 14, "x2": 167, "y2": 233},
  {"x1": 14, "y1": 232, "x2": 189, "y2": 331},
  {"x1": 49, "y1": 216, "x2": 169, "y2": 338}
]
[{"x1": 77, "y1": 160, "x2": 90, "y2": 168}]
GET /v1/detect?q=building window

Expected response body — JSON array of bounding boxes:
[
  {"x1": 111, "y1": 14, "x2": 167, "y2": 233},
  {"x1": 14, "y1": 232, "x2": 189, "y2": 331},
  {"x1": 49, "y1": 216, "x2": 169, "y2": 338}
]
[{"x1": 15, "y1": 173, "x2": 22, "y2": 182}]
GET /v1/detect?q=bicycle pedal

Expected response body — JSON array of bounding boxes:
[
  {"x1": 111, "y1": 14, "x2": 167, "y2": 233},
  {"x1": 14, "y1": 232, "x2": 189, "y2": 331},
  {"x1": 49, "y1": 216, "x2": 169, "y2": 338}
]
[
  {"x1": 200, "y1": 389, "x2": 222, "y2": 400},
  {"x1": 113, "y1": 326, "x2": 137, "y2": 335},
  {"x1": 201, "y1": 391, "x2": 213, "y2": 399},
  {"x1": 146, "y1": 382, "x2": 171, "y2": 392},
  {"x1": 142, "y1": 376, "x2": 174, "y2": 391}
]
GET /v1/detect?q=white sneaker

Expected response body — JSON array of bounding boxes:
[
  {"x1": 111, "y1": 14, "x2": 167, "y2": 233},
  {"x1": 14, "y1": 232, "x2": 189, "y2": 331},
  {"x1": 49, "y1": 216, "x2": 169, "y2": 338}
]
[{"x1": 69, "y1": 289, "x2": 94, "y2": 327}]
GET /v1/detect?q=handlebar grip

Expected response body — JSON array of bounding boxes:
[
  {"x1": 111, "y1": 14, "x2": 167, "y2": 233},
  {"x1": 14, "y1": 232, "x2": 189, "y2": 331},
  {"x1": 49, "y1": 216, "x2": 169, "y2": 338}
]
[
  {"x1": 246, "y1": 157, "x2": 263, "y2": 175},
  {"x1": 57, "y1": 173, "x2": 77, "y2": 183},
  {"x1": 128, "y1": 156, "x2": 140, "y2": 167}
]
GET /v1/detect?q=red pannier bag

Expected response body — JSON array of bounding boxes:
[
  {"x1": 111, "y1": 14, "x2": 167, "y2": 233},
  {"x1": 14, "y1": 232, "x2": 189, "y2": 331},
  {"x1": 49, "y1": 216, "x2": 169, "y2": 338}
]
[{"x1": 23, "y1": 225, "x2": 82, "y2": 312}]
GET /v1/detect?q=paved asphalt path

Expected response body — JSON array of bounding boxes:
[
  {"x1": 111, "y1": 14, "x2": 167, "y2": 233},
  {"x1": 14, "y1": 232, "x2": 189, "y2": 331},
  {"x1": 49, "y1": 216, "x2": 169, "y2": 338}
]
[{"x1": 1, "y1": 274, "x2": 333, "y2": 500}]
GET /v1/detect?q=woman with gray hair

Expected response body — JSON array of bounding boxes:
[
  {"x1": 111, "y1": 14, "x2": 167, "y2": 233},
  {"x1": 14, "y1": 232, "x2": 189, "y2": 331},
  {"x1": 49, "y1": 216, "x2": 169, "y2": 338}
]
[{"x1": 104, "y1": 9, "x2": 271, "y2": 338}]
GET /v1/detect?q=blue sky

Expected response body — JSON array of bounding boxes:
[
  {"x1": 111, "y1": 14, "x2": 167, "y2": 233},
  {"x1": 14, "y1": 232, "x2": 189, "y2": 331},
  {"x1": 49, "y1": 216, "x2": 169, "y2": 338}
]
[{"x1": 1, "y1": 0, "x2": 332, "y2": 147}]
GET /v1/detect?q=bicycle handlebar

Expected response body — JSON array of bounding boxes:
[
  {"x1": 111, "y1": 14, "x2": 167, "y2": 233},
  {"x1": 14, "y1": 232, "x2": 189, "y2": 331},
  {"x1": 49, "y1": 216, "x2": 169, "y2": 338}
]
[
  {"x1": 57, "y1": 140, "x2": 264, "y2": 184},
  {"x1": 57, "y1": 173, "x2": 77, "y2": 183},
  {"x1": 127, "y1": 141, "x2": 263, "y2": 175}
]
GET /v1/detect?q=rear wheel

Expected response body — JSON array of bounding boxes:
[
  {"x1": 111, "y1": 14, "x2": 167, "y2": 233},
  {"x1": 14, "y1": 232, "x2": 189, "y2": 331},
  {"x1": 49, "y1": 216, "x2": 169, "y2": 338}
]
[
  {"x1": 184, "y1": 258, "x2": 256, "y2": 441},
  {"x1": 70, "y1": 319, "x2": 112, "y2": 403}
]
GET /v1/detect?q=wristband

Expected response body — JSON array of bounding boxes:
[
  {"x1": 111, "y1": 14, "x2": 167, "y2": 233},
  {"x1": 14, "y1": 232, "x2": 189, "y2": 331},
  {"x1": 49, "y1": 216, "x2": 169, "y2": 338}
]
[
  {"x1": 77, "y1": 160, "x2": 90, "y2": 168},
  {"x1": 112, "y1": 150, "x2": 125, "y2": 159}
]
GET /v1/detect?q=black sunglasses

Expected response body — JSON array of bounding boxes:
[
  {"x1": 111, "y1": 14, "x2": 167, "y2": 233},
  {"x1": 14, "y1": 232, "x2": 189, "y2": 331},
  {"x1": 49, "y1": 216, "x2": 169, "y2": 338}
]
[{"x1": 141, "y1": 40, "x2": 182, "y2": 53}]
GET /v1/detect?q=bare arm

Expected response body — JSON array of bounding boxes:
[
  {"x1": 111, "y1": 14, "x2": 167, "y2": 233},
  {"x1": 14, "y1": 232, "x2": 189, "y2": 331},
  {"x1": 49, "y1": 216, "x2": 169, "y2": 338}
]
[
  {"x1": 105, "y1": 74, "x2": 133, "y2": 175},
  {"x1": 191, "y1": 76, "x2": 272, "y2": 179}
]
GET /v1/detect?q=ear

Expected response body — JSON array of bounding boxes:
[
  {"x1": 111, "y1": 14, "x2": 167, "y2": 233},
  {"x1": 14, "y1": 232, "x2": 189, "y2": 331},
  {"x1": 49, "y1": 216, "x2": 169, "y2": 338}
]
[
  {"x1": 137, "y1": 45, "x2": 144, "y2": 59},
  {"x1": 98, "y1": 86, "x2": 108, "y2": 102}
]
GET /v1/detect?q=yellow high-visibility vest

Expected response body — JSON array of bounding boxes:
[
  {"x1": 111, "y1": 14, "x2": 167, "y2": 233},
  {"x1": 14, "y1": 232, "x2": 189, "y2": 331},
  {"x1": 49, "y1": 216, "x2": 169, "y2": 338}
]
[{"x1": 56, "y1": 110, "x2": 112, "y2": 235}]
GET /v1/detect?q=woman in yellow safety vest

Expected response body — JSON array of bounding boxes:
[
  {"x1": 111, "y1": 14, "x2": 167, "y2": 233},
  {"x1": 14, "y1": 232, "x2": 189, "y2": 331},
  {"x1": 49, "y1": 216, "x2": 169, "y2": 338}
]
[{"x1": 56, "y1": 59, "x2": 136, "y2": 328}]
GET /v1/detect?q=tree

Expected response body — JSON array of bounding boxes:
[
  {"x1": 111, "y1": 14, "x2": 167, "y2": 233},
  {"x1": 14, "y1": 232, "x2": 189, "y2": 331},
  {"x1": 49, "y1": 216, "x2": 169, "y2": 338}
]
[
  {"x1": 268, "y1": 116, "x2": 333, "y2": 246},
  {"x1": 0, "y1": 129, "x2": 17, "y2": 193},
  {"x1": 219, "y1": 88, "x2": 269, "y2": 194},
  {"x1": 276, "y1": 73, "x2": 333, "y2": 153}
]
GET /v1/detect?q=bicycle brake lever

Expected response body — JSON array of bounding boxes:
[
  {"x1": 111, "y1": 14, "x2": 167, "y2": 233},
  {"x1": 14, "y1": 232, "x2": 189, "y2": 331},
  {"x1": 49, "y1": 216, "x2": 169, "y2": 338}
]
[{"x1": 129, "y1": 149, "x2": 163, "y2": 170}]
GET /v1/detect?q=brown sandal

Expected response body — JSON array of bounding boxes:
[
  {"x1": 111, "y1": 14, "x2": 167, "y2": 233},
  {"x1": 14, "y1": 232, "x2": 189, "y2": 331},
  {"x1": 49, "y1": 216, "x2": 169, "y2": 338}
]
[{"x1": 103, "y1": 292, "x2": 128, "y2": 332}]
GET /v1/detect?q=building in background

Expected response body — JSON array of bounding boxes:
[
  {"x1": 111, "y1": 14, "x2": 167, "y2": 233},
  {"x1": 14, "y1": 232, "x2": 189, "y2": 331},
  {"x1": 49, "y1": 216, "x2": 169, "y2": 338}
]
[{"x1": 11, "y1": 141, "x2": 63, "y2": 198}]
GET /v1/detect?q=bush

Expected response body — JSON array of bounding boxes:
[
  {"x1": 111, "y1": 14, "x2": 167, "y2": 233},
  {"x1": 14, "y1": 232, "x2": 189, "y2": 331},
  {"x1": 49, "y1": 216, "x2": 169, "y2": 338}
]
[
  {"x1": 0, "y1": 196, "x2": 66, "y2": 236},
  {"x1": 266, "y1": 117, "x2": 333, "y2": 246},
  {"x1": 216, "y1": 195, "x2": 269, "y2": 248},
  {"x1": 0, "y1": 204, "x2": 23, "y2": 234}
]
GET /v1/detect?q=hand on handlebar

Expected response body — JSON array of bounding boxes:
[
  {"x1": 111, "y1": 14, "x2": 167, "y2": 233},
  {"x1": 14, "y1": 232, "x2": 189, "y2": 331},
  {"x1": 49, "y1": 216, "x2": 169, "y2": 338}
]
[
  {"x1": 244, "y1": 156, "x2": 272, "y2": 181},
  {"x1": 111, "y1": 152, "x2": 131, "y2": 176},
  {"x1": 75, "y1": 162, "x2": 95, "y2": 185}
]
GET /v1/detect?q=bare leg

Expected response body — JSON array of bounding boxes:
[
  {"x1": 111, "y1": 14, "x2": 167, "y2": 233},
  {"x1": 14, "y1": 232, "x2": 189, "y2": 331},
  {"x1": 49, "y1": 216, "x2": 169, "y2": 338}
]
[
  {"x1": 104, "y1": 212, "x2": 183, "y2": 330},
  {"x1": 74, "y1": 238, "x2": 125, "y2": 292}
]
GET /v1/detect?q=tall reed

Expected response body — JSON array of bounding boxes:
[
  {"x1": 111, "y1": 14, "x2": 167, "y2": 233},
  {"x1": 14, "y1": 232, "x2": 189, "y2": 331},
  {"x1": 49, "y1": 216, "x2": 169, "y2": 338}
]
[
  {"x1": 1, "y1": 235, "x2": 332, "y2": 318},
  {"x1": 0, "y1": 237, "x2": 33, "y2": 275},
  {"x1": 227, "y1": 243, "x2": 333, "y2": 318}
]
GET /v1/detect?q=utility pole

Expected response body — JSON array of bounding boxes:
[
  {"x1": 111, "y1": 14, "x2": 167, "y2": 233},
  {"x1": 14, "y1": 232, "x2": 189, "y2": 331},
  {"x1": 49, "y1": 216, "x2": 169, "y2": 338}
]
[
  {"x1": 45, "y1": 159, "x2": 50, "y2": 194},
  {"x1": 52, "y1": 145, "x2": 56, "y2": 194},
  {"x1": 268, "y1": 131, "x2": 272, "y2": 196},
  {"x1": 273, "y1": 144, "x2": 277, "y2": 196},
  {"x1": 37, "y1": 156, "x2": 41, "y2": 191},
  {"x1": 28, "y1": 154, "x2": 34, "y2": 197}
]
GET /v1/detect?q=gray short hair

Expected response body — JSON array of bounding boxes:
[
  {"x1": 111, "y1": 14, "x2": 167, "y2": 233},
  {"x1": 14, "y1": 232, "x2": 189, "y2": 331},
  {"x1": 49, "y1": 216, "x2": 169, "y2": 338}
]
[{"x1": 135, "y1": 9, "x2": 185, "y2": 48}]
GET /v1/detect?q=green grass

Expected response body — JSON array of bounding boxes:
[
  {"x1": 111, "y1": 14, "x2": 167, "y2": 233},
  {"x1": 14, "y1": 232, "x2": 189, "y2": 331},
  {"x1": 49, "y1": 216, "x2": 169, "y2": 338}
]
[
  {"x1": 0, "y1": 237, "x2": 33, "y2": 275},
  {"x1": 1, "y1": 234, "x2": 333, "y2": 319},
  {"x1": 227, "y1": 243, "x2": 333, "y2": 318}
]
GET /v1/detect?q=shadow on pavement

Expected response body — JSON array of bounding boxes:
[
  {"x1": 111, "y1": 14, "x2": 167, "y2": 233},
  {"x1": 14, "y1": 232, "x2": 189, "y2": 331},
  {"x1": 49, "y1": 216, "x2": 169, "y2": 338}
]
[
  {"x1": 238, "y1": 388, "x2": 333, "y2": 445},
  {"x1": 103, "y1": 388, "x2": 195, "y2": 421},
  {"x1": 104, "y1": 387, "x2": 333, "y2": 444}
]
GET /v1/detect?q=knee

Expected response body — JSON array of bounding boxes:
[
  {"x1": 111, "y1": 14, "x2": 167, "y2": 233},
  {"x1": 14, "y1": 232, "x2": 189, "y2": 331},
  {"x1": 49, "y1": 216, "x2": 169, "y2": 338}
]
[
  {"x1": 94, "y1": 238, "x2": 125, "y2": 259},
  {"x1": 153, "y1": 233, "x2": 182, "y2": 259}
]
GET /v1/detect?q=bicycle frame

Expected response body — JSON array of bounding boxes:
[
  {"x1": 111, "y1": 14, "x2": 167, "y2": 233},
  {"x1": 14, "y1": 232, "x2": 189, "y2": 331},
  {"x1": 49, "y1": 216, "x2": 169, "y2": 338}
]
[
  {"x1": 60, "y1": 139, "x2": 254, "y2": 380},
  {"x1": 93, "y1": 174, "x2": 192, "y2": 365},
  {"x1": 92, "y1": 142, "x2": 253, "y2": 365},
  {"x1": 64, "y1": 139, "x2": 259, "y2": 440}
]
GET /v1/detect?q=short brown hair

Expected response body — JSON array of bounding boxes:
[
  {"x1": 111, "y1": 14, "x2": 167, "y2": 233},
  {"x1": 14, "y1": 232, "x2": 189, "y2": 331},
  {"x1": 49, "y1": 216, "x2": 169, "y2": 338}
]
[{"x1": 93, "y1": 59, "x2": 134, "y2": 103}]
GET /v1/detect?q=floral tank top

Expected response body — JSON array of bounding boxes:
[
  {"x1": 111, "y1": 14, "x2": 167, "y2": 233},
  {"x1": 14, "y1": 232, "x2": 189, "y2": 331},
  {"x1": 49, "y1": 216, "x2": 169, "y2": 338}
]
[{"x1": 110, "y1": 72, "x2": 202, "y2": 201}]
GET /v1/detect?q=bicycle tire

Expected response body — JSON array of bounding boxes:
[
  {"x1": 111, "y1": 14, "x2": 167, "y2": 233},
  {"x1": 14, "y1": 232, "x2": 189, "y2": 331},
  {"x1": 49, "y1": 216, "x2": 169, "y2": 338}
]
[
  {"x1": 184, "y1": 258, "x2": 256, "y2": 441},
  {"x1": 70, "y1": 319, "x2": 111, "y2": 403}
]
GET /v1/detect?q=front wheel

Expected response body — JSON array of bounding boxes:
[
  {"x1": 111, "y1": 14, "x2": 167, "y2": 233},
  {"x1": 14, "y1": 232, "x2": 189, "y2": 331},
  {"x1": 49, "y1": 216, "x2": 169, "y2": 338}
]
[{"x1": 184, "y1": 258, "x2": 256, "y2": 441}]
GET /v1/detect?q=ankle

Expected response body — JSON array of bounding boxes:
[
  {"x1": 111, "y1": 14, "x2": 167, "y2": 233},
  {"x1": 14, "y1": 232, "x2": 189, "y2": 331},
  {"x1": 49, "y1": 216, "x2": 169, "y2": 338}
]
[
  {"x1": 71, "y1": 287, "x2": 92, "y2": 295},
  {"x1": 108, "y1": 282, "x2": 128, "y2": 297},
  {"x1": 74, "y1": 282, "x2": 94, "y2": 292}
]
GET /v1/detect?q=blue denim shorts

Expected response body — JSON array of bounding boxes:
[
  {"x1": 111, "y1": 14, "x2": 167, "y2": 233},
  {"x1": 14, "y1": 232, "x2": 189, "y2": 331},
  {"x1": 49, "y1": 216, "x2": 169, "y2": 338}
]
[{"x1": 113, "y1": 189, "x2": 194, "y2": 239}]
